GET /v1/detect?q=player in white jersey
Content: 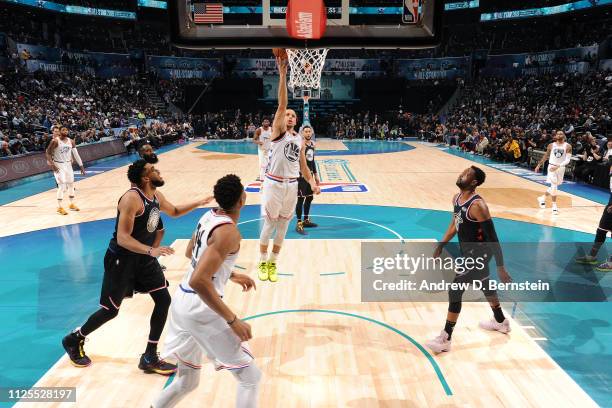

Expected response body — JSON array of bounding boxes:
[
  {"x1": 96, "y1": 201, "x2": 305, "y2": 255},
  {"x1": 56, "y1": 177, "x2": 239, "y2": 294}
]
[
  {"x1": 535, "y1": 130, "x2": 573, "y2": 215},
  {"x1": 45, "y1": 126, "x2": 86, "y2": 215},
  {"x1": 257, "y1": 51, "x2": 320, "y2": 283},
  {"x1": 253, "y1": 118, "x2": 272, "y2": 182},
  {"x1": 153, "y1": 174, "x2": 261, "y2": 408}
]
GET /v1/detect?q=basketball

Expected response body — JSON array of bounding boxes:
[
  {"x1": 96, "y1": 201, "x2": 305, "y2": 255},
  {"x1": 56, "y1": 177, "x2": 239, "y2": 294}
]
[{"x1": 272, "y1": 48, "x2": 288, "y2": 60}]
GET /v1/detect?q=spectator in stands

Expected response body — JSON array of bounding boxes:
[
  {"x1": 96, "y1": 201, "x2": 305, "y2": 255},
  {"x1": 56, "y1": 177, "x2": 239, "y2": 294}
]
[
  {"x1": 0, "y1": 137, "x2": 12, "y2": 157},
  {"x1": 575, "y1": 134, "x2": 602, "y2": 183}
]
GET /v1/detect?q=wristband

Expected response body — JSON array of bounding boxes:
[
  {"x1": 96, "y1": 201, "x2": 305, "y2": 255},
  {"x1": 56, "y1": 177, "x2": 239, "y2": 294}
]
[{"x1": 227, "y1": 315, "x2": 237, "y2": 325}]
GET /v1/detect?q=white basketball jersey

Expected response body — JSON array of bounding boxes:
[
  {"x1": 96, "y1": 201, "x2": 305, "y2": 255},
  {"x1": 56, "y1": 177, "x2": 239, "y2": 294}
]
[
  {"x1": 266, "y1": 131, "x2": 302, "y2": 179},
  {"x1": 549, "y1": 142, "x2": 569, "y2": 166},
  {"x1": 181, "y1": 209, "x2": 239, "y2": 299},
  {"x1": 259, "y1": 127, "x2": 272, "y2": 152},
  {"x1": 53, "y1": 138, "x2": 73, "y2": 163}
]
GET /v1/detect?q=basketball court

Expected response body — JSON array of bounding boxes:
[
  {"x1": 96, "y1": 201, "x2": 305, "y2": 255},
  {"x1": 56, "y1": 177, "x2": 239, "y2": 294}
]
[{"x1": 1, "y1": 0, "x2": 611, "y2": 407}]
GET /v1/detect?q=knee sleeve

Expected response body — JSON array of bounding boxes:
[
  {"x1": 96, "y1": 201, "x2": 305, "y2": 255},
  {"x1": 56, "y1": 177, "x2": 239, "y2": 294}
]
[
  {"x1": 67, "y1": 182, "x2": 75, "y2": 197},
  {"x1": 57, "y1": 183, "x2": 65, "y2": 200},
  {"x1": 448, "y1": 301, "x2": 462, "y2": 314},
  {"x1": 232, "y1": 364, "x2": 262, "y2": 388},
  {"x1": 273, "y1": 219, "x2": 290, "y2": 247},
  {"x1": 259, "y1": 218, "x2": 276, "y2": 246}
]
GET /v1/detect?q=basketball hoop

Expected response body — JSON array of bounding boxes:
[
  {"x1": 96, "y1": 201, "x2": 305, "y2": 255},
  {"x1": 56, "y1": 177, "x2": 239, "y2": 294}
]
[{"x1": 286, "y1": 48, "x2": 329, "y2": 92}]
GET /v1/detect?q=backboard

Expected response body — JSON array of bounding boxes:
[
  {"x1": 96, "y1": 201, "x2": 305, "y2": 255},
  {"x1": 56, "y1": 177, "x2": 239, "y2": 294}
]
[{"x1": 169, "y1": 0, "x2": 443, "y2": 49}]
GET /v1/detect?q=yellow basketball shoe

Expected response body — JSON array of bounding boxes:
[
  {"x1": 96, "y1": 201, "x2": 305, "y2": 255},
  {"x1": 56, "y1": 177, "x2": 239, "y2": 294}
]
[
  {"x1": 267, "y1": 262, "x2": 278, "y2": 282},
  {"x1": 69, "y1": 203, "x2": 80, "y2": 211},
  {"x1": 257, "y1": 262, "x2": 269, "y2": 281},
  {"x1": 57, "y1": 207, "x2": 68, "y2": 215}
]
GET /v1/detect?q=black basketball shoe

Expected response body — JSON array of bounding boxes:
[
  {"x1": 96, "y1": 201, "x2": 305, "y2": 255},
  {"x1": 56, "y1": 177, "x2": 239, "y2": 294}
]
[
  {"x1": 139, "y1": 353, "x2": 177, "y2": 375},
  {"x1": 62, "y1": 332, "x2": 92, "y2": 368}
]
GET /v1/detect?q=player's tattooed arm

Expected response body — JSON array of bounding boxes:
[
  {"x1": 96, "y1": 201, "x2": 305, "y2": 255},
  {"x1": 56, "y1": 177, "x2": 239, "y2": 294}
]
[
  {"x1": 117, "y1": 192, "x2": 174, "y2": 257},
  {"x1": 535, "y1": 144, "x2": 552, "y2": 173},
  {"x1": 45, "y1": 138, "x2": 59, "y2": 172}
]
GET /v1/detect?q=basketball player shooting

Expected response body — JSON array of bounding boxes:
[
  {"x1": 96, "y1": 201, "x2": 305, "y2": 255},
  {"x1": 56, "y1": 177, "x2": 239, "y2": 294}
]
[
  {"x1": 535, "y1": 130, "x2": 572, "y2": 215},
  {"x1": 426, "y1": 166, "x2": 512, "y2": 354},
  {"x1": 257, "y1": 49, "x2": 320, "y2": 282},
  {"x1": 46, "y1": 126, "x2": 86, "y2": 215}
]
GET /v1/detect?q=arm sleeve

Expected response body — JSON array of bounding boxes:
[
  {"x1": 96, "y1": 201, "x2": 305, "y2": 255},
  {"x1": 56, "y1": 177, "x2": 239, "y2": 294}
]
[
  {"x1": 480, "y1": 219, "x2": 504, "y2": 267},
  {"x1": 72, "y1": 148, "x2": 83, "y2": 167},
  {"x1": 560, "y1": 153, "x2": 571, "y2": 167}
]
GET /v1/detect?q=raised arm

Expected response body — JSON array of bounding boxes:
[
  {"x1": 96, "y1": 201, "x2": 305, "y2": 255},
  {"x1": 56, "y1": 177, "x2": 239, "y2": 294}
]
[
  {"x1": 272, "y1": 54, "x2": 289, "y2": 140},
  {"x1": 156, "y1": 190, "x2": 213, "y2": 218}
]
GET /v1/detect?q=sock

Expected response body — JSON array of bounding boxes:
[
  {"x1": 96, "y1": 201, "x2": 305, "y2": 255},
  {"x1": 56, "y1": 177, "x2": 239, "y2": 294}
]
[
  {"x1": 444, "y1": 320, "x2": 456, "y2": 340},
  {"x1": 269, "y1": 252, "x2": 278, "y2": 263},
  {"x1": 552, "y1": 202, "x2": 558, "y2": 209},
  {"x1": 259, "y1": 252, "x2": 268, "y2": 263},
  {"x1": 492, "y1": 305, "x2": 505, "y2": 323},
  {"x1": 304, "y1": 196, "x2": 313, "y2": 219},
  {"x1": 296, "y1": 196, "x2": 304, "y2": 221},
  {"x1": 145, "y1": 341, "x2": 158, "y2": 356}
]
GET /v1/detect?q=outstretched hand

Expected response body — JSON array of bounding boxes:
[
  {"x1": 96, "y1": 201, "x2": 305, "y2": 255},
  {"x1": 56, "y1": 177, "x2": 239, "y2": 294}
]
[{"x1": 276, "y1": 57, "x2": 288, "y2": 76}]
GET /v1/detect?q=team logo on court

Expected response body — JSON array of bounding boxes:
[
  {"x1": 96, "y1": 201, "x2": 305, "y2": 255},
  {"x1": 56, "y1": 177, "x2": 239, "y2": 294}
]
[
  {"x1": 284, "y1": 142, "x2": 301, "y2": 162},
  {"x1": 147, "y1": 207, "x2": 160, "y2": 232}
]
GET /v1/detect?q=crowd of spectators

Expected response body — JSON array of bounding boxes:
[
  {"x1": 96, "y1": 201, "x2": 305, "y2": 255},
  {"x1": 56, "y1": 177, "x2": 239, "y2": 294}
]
[
  {"x1": 0, "y1": 69, "x2": 169, "y2": 157},
  {"x1": 419, "y1": 69, "x2": 612, "y2": 187}
]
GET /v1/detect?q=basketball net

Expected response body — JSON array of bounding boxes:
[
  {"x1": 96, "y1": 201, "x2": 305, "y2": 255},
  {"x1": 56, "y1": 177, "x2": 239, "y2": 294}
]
[{"x1": 286, "y1": 48, "x2": 329, "y2": 92}]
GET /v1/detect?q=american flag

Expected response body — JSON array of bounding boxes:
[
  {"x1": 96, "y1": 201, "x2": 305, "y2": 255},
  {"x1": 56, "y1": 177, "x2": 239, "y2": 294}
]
[{"x1": 193, "y1": 3, "x2": 224, "y2": 24}]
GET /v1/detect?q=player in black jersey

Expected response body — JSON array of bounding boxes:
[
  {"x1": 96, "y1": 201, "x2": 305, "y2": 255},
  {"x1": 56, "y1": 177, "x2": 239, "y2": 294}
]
[
  {"x1": 576, "y1": 169, "x2": 612, "y2": 272},
  {"x1": 62, "y1": 159, "x2": 213, "y2": 374},
  {"x1": 296, "y1": 125, "x2": 320, "y2": 235},
  {"x1": 426, "y1": 166, "x2": 512, "y2": 354}
]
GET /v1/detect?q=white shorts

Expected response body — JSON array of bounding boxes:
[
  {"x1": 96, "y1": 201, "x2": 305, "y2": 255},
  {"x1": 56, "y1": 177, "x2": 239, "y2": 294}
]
[
  {"x1": 162, "y1": 288, "x2": 253, "y2": 370},
  {"x1": 260, "y1": 177, "x2": 298, "y2": 220},
  {"x1": 53, "y1": 162, "x2": 74, "y2": 184},
  {"x1": 546, "y1": 164, "x2": 565, "y2": 186}
]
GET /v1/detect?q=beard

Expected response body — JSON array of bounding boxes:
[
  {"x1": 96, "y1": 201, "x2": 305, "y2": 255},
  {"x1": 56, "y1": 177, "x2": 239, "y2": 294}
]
[
  {"x1": 143, "y1": 153, "x2": 158, "y2": 164},
  {"x1": 152, "y1": 179, "x2": 165, "y2": 187},
  {"x1": 456, "y1": 178, "x2": 469, "y2": 189}
]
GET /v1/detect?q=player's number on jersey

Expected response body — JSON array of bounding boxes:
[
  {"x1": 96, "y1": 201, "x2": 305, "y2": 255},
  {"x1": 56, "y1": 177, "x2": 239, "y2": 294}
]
[{"x1": 193, "y1": 222, "x2": 205, "y2": 261}]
